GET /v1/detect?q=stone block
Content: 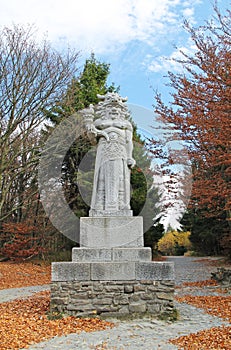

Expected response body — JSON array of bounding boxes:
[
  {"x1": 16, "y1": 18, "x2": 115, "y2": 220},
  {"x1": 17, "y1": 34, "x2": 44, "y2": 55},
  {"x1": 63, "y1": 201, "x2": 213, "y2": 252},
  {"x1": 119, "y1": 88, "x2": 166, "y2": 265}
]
[
  {"x1": 80, "y1": 216, "x2": 143, "y2": 248},
  {"x1": 93, "y1": 282, "x2": 104, "y2": 292},
  {"x1": 124, "y1": 285, "x2": 134, "y2": 293},
  {"x1": 113, "y1": 294, "x2": 129, "y2": 305},
  {"x1": 118, "y1": 305, "x2": 129, "y2": 314},
  {"x1": 94, "y1": 305, "x2": 118, "y2": 313},
  {"x1": 133, "y1": 284, "x2": 147, "y2": 292},
  {"x1": 147, "y1": 302, "x2": 161, "y2": 313},
  {"x1": 72, "y1": 248, "x2": 112, "y2": 262},
  {"x1": 52, "y1": 262, "x2": 90, "y2": 281},
  {"x1": 51, "y1": 297, "x2": 67, "y2": 305},
  {"x1": 50, "y1": 279, "x2": 175, "y2": 318},
  {"x1": 91, "y1": 262, "x2": 135, "y2": 280},
  {"x1": 135, "y1": 262, "x2": 174, "y2": 281},
  {"x1": 104, "y1": 285, "x2": 124, "y2": 292},
  {"x1": 93, "y1": 297, "x2": 113, "y2": 305},
  {"x1": 140, "y1": 292, "x2": 153, "y2": 300},
  {"x1": 130, "y1": 294, "x2": 141, "y2": 302},
  {"x1": 156, "y1": 292, "x2": 174, "y2": 301},
  {"x1": 112, "y1": 247, "x2": 151, "y2": 261},
  {"x1": 66, "y1": 304, "x2": 94, "y2": 311},
  {"x1": 71, "y1": 293, "x2": 89, "y2": 300},
  {"x1": 147, "y1": 285, "x2": 159, "y2": 292},
  {"x1": 129, "y1": 302, "x2": 146, "y2": 313}
]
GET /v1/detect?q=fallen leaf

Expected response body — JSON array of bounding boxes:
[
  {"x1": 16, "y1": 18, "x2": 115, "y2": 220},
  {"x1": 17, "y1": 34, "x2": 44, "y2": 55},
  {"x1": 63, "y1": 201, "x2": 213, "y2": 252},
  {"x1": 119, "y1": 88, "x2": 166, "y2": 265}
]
[
  {"x1": 0, "y1": 262, "x2": 51, "y2": 289},
  {"x1": 0, "y1": 291, "x2": 114, "y2": 350}
]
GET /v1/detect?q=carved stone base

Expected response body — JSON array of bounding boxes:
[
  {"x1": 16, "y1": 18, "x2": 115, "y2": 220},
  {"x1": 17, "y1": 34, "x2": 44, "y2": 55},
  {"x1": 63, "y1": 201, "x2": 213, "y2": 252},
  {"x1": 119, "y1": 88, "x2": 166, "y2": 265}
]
[
  {"x1": 52, "y1": 260, "x2": 174, "y2": 282},
  {"x1": 89, "y1": 209, "x2": 133, "y2": 217},
  {"x1": 80, "y1": 216, "x2": 144, "y2": 248},
  {"x1": 50, "y1": 216, "x2": 175, "y2": 318}
]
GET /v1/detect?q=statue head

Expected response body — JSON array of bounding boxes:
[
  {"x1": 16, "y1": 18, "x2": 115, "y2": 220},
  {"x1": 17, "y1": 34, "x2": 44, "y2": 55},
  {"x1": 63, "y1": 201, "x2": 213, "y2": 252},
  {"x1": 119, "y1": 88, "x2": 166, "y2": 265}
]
[
  {"x1": 98, "y1": 91, "x2": 127, "y2": 102},
  {"x1": 96, "y1": 92, "x2": 129, "y2": 120}
]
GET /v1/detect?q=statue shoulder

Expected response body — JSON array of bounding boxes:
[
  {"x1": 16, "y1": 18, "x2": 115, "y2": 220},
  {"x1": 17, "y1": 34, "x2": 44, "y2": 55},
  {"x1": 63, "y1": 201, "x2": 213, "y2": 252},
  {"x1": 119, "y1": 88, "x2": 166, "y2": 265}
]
[
  {"x1": 113, "y1": 119, "x2": 132, "y2": 130},
  {"x1": 94, "y1": 118, "x2": 111, "y2": 129},
  {"x1": 123, "y1": 119, "x2": 133, "y2": 131}
]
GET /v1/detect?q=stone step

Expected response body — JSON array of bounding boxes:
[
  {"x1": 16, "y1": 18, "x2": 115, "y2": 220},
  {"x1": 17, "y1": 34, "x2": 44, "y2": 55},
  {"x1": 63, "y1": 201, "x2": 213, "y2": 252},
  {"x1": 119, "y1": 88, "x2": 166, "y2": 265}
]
[
  {"x1": 52, "y1": 261, "x2": 174, "y2": 282},
  {"x1": 72, "y1": 247, "x2": 152, "y2": 262}
]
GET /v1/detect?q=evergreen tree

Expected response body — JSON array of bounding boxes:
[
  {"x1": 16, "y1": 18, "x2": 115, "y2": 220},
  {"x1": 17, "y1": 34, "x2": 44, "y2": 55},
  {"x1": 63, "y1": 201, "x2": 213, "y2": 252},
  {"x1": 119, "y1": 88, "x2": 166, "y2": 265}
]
[
  {"x1": 45, "y1": 54, "x2": 161, "y2": 251},
  {"x1": 181, "y1": 209, "x2": 228, "y2": 256},
  {"x1": 45, "y1": 54, "x2": 118, "y2": 217},
  {"x1": 144, "y1": 223, "x2": 165, "y2": 258}
]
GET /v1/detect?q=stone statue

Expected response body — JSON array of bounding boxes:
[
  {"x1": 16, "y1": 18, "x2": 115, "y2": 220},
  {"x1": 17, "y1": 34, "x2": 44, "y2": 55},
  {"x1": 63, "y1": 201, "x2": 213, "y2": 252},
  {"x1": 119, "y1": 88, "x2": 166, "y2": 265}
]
[
  {"x1": 81, "y1": 92, "x2": 136, "y2": 216},
  {"x1": 52, "y1": 93, "x2": 175, "y2": 320}
]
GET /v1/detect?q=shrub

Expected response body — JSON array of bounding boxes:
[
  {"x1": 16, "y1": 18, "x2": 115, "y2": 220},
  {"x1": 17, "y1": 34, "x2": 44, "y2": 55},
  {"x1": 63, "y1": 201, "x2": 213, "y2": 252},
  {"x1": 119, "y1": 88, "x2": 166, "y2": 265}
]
[
  {"x1": 0, "y1": 222, "x2": 48, "y2": 261},
  {"x1": 157, "y1": 230, "x2": 192, "y2": 256}
]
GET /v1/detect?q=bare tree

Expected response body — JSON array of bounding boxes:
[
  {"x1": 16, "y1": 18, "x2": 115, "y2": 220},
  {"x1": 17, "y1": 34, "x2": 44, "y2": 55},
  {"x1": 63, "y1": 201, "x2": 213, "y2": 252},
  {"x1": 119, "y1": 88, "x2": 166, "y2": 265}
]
[{"x1": 0, "y1": 24, "x2": 80, "y2": 222}]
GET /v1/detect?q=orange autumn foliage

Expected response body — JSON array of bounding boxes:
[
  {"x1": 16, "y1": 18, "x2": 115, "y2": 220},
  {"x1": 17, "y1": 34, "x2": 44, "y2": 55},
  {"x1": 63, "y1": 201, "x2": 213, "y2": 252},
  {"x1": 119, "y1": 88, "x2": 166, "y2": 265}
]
[
  {"x1": 172, "y1": 294, "x2": 231, "y2": 350},
  {"x1": 0, "y1": 262, "x2": 51, "y2": 289},
  {"x1": 176, "y1": 294, "x2": 231, "y2": 322},
  {"x1": 0, "y1": 291, "x2": 114, "y2": 350},
  {"x1": 170, "y1": 325, "x2": 231, "y2": 350},
  {"x1": 0, "y1": 222, "x2": 49, "y2": 261},
  {"x1": 153, "y1": 6, "x2": 231, "y2": 223}
]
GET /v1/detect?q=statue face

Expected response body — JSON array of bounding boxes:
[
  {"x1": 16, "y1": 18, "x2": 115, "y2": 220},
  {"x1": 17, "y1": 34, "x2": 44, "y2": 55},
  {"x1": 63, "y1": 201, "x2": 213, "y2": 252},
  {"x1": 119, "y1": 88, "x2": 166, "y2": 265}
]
[
  {"x1": 96, "y1": 92, "x2": 128, "y2": 120},
  {"x1": 105, "y1": 106, "x2": 120, "y2": 120},
  {"x1": 105, "y1": 105, "x2": 121, "y2": 120}
]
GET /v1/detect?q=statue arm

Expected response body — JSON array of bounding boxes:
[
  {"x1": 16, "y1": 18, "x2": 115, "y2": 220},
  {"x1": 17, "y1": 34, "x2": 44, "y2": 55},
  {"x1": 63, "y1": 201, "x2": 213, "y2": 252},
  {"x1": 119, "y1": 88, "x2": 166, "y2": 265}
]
[
  {"x1": 126, "y1": 129, "x2": 136, "y2": 168},
  {"x1": 91, "y1": 125, "x2": 109, "y2": 141},
  {"x1": 81, "y1": 106, "x2": 109, "y2": 142}
]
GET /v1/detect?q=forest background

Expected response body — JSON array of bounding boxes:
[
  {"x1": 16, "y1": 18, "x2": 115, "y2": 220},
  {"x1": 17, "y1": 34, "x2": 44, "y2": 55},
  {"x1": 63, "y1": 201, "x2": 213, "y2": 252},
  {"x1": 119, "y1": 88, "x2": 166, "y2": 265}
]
[{"x1": 0, "y1": 4, "x2": 230, "y2": 261}]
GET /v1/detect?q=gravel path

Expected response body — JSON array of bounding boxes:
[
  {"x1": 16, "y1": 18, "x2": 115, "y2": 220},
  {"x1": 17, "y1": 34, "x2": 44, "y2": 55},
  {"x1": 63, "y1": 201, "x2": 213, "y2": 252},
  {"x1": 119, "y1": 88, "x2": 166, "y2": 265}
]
[
  {"x1": 167, "y1": 256, "x2": 223, "y2": 285},
  {"x1": 1, "y1": 257, "x2": 229, "y2": 350},
  {"x1": 24, "y1": 300, "x2": 229, "y2": 350},
  {"x1": 0, "y1": 284, "x2": 50, "y2": 303}
]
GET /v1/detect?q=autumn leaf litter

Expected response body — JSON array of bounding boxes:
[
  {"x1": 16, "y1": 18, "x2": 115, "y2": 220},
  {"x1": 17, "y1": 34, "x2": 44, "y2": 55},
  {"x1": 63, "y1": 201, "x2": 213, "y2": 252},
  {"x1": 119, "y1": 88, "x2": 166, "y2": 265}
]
[
  {"x1": 0, "y1": 291, "x2": 114, "y2": 350},
  {"x1": 0, "y1": 261, "x2": 231, "y2": 350}
]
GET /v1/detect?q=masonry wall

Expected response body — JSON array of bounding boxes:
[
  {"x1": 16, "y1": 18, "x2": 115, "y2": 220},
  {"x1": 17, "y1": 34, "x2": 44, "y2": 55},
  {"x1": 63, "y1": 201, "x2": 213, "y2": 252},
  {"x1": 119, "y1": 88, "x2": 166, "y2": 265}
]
[{"x1": 50, "y1": 280, "x2": 175, "y2": 318}]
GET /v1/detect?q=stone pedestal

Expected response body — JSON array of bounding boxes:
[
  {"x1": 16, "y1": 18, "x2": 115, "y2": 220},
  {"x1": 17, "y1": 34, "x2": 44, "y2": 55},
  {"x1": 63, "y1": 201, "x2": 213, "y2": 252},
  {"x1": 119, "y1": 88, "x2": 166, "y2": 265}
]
[
  {"x1": 51, "y1": 216, "x2": 175, "y2": 318},
  {"x1": 80, "y1": 216, "x2": 144, "y2": 248},
  {"x1": 51, "y1": 280, "x2": 174, "y2": 318}
]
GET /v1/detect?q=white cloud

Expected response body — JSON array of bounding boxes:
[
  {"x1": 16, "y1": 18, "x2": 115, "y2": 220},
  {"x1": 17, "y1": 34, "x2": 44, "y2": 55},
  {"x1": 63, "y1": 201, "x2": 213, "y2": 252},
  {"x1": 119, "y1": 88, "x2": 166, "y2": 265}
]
[
  {"x1": 181, "y1": 7, "x2": 195, "y2": 19},
  {"x1": 145, "y1": 40, "x2": 197, "y2": 73},
  {"x1": 0, "y1": 0, "x2": 200, "y2": 54}
]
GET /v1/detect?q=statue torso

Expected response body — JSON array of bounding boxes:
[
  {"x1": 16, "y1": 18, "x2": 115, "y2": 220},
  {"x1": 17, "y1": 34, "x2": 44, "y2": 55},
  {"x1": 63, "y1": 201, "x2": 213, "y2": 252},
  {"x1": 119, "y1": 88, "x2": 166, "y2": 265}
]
[{"x1": 94, "y1": 119, "x2": 130, "y2": 160}]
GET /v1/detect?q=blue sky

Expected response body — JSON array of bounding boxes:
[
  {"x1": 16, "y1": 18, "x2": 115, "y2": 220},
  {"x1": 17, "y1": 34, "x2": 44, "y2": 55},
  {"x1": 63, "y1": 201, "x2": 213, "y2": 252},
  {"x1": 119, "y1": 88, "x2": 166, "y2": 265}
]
[
  {"x1": 1, "y1": 0, "x2": 229, "y2": 228},
  {"x1": 1, "y1": 0, "x2": 230, "y2": 110}
]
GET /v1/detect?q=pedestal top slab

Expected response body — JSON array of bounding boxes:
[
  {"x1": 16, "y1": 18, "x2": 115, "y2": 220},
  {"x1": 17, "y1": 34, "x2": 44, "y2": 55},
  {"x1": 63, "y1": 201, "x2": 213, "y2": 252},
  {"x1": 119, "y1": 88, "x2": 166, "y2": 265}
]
[
  {"x1": 80, "y1": 216, "x2": 143, "y2": 248},
  {"x1": 72, "y1": 247, "x2": 152, "y2": 262}
]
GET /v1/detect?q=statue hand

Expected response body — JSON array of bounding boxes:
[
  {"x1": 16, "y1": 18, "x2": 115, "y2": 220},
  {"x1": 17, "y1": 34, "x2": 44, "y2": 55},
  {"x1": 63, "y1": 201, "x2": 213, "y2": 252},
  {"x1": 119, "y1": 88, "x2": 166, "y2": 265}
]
[
  {"x1": 100, "y1": 131, "x2": 110, "y2": 142},
  {"x1": 89, "y1": 126, "x2": 109, "y2": 142},
  {"x1": 86, "y1": 124, "x2": 97, "y2": 137},
  {"x1": 127, "y1": 158, "x2": 136, "y2": 168}
]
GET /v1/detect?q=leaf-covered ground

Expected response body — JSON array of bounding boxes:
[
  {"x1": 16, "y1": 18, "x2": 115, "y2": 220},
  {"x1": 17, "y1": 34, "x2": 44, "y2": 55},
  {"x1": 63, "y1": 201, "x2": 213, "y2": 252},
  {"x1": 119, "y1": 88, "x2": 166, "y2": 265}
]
[
  {"x1": 0, "y1": 261, "x2": 51, "y2": 289},
  {"x1": 0, "y1": 260, "x2": 231, "y2": 349},
  {"x1": 170, "y1": 325, "x2": 231, "y2": 350},
  {"x1": 170, "y1": 280, "x2": 231, "y2": 349},
  {"x1": 176, "y1": 294, "x2": 231, "y2": 322},
  {"x1": 0, "y1": 291, "x2": 114, "y2": 350}
]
